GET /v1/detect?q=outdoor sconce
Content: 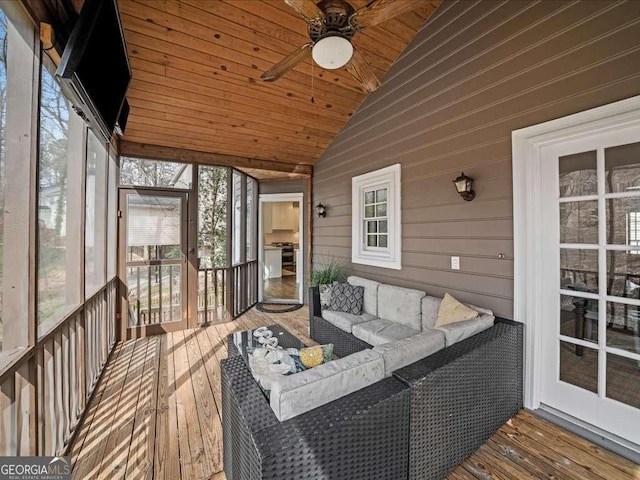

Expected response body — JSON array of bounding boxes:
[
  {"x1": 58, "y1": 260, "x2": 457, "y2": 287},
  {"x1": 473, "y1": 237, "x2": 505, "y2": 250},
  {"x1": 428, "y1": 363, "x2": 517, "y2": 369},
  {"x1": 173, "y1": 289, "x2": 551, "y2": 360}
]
[
  {"x1": 453, "y1": 172, "x2": 475, "y2": 201},
  {"x1": 315, "y1": 203, "x2": 327, "y2": 218}
]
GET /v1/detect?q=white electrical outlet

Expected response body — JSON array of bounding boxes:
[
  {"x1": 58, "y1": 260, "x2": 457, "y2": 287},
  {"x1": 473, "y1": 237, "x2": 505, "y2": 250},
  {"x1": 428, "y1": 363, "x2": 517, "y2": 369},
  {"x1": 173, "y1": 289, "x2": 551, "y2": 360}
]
[{"x1": 451, "y1": 256, "x2": 460, "y2": 270}]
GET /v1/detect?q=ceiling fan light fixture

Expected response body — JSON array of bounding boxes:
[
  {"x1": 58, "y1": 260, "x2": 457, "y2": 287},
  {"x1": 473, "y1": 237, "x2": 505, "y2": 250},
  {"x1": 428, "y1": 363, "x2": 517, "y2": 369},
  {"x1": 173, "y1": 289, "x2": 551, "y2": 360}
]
[{"x1": 312, "y1": 35, "x2": 353, "y2": 69}]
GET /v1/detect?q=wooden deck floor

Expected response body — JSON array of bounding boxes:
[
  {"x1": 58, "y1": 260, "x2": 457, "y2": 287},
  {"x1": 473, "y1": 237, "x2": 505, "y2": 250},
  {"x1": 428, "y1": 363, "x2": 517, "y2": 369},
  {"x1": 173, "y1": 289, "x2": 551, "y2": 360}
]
[{"x1": 70, "y1": 306, "x2": 640, "y2": 480}]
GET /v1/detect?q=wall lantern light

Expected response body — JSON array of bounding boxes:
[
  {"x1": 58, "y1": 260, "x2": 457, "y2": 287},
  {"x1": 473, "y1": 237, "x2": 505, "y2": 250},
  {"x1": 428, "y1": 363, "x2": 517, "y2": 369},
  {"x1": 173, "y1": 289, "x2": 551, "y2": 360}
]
[
  {"x1": 453, "y1": 172, "x2": 475, "y2": 201},
  {"x1": 315, "y1": 203, "x2": 327, "y2": 218}
]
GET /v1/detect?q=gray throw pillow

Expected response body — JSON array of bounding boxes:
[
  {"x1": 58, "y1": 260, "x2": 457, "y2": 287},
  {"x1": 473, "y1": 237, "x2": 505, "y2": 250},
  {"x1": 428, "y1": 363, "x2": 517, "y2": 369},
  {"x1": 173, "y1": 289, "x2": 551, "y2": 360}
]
[{"x1": 329, "y1": 282, "x2": 364, "y2": 315}]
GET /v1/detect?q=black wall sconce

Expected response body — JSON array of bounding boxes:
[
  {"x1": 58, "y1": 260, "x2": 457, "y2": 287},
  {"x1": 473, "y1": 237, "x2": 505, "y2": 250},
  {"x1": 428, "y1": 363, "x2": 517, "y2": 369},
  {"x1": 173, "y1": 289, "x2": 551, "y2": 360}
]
[
  {"x1": 315, "y1": 203, "x2": 327, "y2": 218},
  {"x1": 453, "y1": 172, "x2": 475, "y2": 201}
]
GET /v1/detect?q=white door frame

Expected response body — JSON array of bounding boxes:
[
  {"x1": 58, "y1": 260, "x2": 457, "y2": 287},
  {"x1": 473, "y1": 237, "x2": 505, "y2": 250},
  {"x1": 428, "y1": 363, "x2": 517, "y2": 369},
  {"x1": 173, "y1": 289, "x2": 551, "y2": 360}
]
[
  {"x1": 512, "y1": 95, "x2": 640, "y2": 412},
  {"x1": 258, "y1": 193, "x2": 304, "y2": 303}
]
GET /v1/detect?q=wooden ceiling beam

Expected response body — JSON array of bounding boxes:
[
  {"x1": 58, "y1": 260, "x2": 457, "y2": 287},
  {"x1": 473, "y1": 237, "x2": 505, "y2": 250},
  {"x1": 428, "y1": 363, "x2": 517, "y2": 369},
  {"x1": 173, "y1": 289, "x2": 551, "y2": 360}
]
[{"x1": 120, "y1": 141, "x2": 313, "y2": 176}]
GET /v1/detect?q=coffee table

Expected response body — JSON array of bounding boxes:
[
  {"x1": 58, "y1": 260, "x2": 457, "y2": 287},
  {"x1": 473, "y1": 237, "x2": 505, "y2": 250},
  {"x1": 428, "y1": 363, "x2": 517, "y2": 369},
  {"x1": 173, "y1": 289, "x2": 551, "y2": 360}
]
[{"x1": 227, "y1": 324, "x2": 307, "y2": 362}]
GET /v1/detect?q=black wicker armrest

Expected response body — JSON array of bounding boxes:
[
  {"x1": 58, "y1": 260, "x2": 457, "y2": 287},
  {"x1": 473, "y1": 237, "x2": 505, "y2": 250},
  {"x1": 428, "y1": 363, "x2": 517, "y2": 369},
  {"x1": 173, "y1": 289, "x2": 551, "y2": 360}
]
[
  {"x1": 308, "y1": 286, "x2": 322, "y2": 321},
  {"x1": 393, "y1": 319, "x2": 523, "y2": 480},
  {"x1": 221, "y1": 354, "x2": 411, "y2": 480}
]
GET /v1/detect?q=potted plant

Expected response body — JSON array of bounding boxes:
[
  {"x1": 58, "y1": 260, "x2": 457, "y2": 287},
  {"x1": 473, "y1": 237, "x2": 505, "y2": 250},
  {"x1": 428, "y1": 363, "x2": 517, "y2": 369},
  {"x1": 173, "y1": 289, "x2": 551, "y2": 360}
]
[{"x1": 309, "y1": 258, "x2": 347, "y2": 309}]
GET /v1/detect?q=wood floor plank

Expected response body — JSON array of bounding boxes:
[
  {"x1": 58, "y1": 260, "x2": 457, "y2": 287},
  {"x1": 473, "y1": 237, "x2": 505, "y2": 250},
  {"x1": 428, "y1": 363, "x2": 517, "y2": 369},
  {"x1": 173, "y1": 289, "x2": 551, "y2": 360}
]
[
  {"x1": 473, "y1": 445, "x2": 529, "y2": 480},
  {"x1": 509, "y1": 414, "x2": 636, "y2": 480},
  {"x1": 173, "y1": 330, "x2": 209, "y2": 479},
  {"x1": 97, "y1": 339, "x2": 150, "y2": 480},
  {"x1": 194, "y1": 327, "x2": 224, "y2": 417},
  {"x1": 183, "y1": 329, "x2": 223, "y2": 473},
  {"x1": 71, "y1": 306, "x2": 640, "y2": 480},
  {"x1": 154, "y1": 334, "x2": 181, "y2": 480},
  {"x1": 517, "y1": 410, "x2": 640, "y2": 478},
  {"x1": 483, "y1": 432, "x2": 569, "y2": 480},
  {"x1": 72, "y1": 340, "x2": 138, "y2": 480},
  {"x1": 498, "y1": 422, "x2": 610, "y2": 480},
  {"x1": 70, "y1": 341, "x2": 122, "y2": 467},
  {"x1": 125, "y1": 336, "x2": 159, "y2": 479}
]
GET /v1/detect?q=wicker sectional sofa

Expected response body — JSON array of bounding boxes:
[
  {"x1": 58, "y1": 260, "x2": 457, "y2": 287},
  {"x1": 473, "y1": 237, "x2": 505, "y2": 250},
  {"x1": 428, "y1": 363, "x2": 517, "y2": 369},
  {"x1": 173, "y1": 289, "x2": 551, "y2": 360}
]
[{"x1": 221, "y1": 278, "x2": 523, "y2": 480}]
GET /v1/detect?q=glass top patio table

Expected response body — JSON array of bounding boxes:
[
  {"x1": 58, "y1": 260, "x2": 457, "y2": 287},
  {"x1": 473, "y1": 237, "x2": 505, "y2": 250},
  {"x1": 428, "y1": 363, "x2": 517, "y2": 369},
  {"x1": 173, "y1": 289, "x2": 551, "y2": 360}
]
[{"x1": 227, "y1": 324, "x2": 307, "y2": 363}]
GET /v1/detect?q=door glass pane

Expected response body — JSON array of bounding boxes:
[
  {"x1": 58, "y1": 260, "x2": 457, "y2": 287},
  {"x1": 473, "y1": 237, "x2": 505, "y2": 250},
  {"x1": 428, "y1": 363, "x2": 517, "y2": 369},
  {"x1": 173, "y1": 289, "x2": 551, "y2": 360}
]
[
  {"x1": 126, "y1": 195, "x2": 181, "y2": 262},
  {"x1": 559, "y1": 295, "x2": 598, "y2": 344},
  {"x1": 120, "y1": 157, "x2": 192, "y2": 189},
  {"x1": 559, "y1": 151, "x2": 597, "y2": 197},
  {"x1": 560, "y1": 201, "x2": 598, "y2": 244},
  {"x1": 605, "y1": 250, "x2": 640, "y2": 297},
  {"x1": 606, "y1": 353, "x2": 640, "y2": 409},
  {"x1": 605, "y1": 142, "x2": 640, "y2": 193},
  {"x1": 560, "y1": 249, "x2": 598, "y2": 291},
  {"x1": 126, "y1": 265, "x2": 182, "y2": 327},
  {"x1": 606, "y1": 197, "x2": 640, "y2": 245},
  {"x1": 559, "y1": 340, "x2": 598, "y2": 394},
  {"x1": 606, "y1": 301, "x2": 639, "y2": 355}
]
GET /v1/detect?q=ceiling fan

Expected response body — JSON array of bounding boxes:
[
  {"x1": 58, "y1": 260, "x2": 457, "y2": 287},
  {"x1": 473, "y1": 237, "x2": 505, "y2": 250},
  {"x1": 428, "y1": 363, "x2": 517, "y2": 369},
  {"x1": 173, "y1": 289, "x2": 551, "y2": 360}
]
[{"x1": 261, "y1": 0, "x2": 432, "y2": 93}]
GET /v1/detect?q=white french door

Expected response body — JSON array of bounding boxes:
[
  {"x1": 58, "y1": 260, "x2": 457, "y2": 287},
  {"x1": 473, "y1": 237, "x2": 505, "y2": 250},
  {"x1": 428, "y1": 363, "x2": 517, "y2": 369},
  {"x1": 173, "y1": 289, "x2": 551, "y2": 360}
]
[{"x1": 539, "y1": 125, "x2": 640, "y2": 446}]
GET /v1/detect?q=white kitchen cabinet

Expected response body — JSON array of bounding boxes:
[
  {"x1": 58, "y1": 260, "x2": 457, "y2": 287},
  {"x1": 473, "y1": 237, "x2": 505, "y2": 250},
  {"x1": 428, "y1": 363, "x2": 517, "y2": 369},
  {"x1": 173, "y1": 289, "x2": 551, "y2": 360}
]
[
  {"x1": 272, "y1": 202, "x2": 294, "y2": 230},
  {"x1": 263, "y1": 203, "x2": 273, "y2": 233},
  {"x1": 292, "y1": 203, "x2": 300, "y2": 232}
]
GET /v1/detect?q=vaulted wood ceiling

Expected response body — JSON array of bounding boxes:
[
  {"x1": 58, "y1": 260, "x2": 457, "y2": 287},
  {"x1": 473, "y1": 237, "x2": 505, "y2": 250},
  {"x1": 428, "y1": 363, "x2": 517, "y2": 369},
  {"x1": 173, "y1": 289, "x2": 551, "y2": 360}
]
[{"x1": 117, "y1": 0, "x2": 440, "y2": 178}]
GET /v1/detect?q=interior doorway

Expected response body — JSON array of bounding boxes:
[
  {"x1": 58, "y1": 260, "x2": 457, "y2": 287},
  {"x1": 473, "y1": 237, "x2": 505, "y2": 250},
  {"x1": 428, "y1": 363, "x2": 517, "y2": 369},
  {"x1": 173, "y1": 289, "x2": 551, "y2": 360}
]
[{"x1": 259, "y1": 193, "x2": 304, "y2": 303}]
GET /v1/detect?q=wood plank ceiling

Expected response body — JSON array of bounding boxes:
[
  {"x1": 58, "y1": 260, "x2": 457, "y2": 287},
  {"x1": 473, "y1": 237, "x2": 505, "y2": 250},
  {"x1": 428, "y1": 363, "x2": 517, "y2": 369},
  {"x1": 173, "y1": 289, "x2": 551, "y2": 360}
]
[{"x1": 117, "y1": 0, "x2": 440, "y2": 179}]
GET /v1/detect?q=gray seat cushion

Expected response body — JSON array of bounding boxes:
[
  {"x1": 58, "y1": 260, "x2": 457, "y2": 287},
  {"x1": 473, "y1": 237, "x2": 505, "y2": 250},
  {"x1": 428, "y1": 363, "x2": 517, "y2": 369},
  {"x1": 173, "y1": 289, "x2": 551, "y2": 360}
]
[
  {"x1": 436, "y1": 314, "x2": 495, "y2": 347},
  {"x1": 269, "y1": 349, "x2": 384, "y2": 421},
  {"x1": 347, "y1": 276, "x2": 381, "y2": 316},
  {"x1": 377, "y1": 285, "x2": 425, "y2": 331},
  {"x1": 352, "y1": 318, "x2": 420, "y2": 346},
  {"x1": 373, "y1": 329, "x2": 446, "y2": 377},
  {"x1": 321, "y1": 310, "x2": 377, "y2": 333}
]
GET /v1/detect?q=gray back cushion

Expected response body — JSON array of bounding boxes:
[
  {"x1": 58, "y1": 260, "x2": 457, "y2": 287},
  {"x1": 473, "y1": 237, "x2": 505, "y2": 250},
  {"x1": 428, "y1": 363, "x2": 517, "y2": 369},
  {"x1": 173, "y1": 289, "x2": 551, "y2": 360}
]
[
  {"x1": 421, "y1": 296, "x2": 442, "y2": 330},
  {"x1": 377, "y1": 284, "x2": 425, "y2": 331},
  {"x1": 347, "y1": 276, "x2": 381, "y2": 316}
]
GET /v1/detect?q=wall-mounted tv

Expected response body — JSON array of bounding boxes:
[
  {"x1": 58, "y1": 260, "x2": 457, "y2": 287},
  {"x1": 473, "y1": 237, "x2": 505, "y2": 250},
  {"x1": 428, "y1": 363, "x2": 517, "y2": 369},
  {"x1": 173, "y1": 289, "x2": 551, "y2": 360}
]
[{"x1": 56, "y1": 0, "x2": 131, "y2": 139}]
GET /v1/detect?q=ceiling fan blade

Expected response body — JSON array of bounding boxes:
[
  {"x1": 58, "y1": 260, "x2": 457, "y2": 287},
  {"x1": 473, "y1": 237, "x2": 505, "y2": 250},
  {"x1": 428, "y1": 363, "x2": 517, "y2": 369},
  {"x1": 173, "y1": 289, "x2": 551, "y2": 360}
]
[
  {"x1": 284, "y1": 0, "x2": 325, "y2": 23},
  {"x1": 261, "y1": 44, "x2": 313, "y2": 82},
  {"x1": 351, "y1": 0, "x2": 432, "y2": 29},
  {"x1": 344, "y1": 47, "x2": 381, "y2": 93}
]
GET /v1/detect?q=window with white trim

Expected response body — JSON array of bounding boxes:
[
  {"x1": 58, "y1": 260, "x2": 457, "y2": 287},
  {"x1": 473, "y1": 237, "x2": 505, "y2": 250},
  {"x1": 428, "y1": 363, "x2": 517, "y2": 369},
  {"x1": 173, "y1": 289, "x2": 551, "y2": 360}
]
[{"x1": 352, "y1": 164, "x2": 401, "y2": 269}]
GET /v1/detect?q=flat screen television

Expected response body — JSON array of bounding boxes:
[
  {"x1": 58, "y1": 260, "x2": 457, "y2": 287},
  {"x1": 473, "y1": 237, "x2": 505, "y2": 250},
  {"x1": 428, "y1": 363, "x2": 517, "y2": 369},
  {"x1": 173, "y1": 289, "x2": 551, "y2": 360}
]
[{"x1": 56, "y1": 0, "x2": 131, "y2": 139}]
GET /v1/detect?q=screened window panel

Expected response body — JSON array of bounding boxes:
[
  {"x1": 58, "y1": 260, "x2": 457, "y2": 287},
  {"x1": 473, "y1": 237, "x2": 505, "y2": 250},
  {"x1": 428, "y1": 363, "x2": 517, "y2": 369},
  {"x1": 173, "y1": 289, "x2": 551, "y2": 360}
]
[
  {"x1": 120, "y1": 156, "x2": 192, "y2": 189},
  {"x1": 0, "y1": 5, "x2": 37, "y2": 357},
  {"x1": 37, "y1": 57, "x2": 84, "y2": 336},
  {"x1": 197, "y1": 166, "x2": 228, "y2": 268},
  {"x1": 85, "y1": 129, "x2": 107, "y2": 298},
  {"x1": 232, "y1": 170, "x2": 243, "y2": 266},
  {"x1": 106, "y1": 151, "x2": 118, "y2": 279}
]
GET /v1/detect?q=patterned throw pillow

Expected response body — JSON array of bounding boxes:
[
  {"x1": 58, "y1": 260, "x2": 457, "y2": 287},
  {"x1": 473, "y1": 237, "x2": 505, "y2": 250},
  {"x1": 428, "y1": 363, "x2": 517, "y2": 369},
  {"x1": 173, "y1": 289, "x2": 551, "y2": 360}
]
[
  {"x1": 299, "y1": 344, "x2": 334, "y2": 368},
  {"x1": 329, "y1": 282, "x2": 364, "y2": 315}
]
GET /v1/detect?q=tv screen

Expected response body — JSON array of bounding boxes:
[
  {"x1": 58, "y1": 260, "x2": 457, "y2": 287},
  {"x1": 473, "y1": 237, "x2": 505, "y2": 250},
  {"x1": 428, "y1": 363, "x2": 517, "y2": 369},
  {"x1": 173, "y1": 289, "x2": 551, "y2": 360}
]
[{"x1": 56, "y1": 0, "x2": 131, "y2": 138}]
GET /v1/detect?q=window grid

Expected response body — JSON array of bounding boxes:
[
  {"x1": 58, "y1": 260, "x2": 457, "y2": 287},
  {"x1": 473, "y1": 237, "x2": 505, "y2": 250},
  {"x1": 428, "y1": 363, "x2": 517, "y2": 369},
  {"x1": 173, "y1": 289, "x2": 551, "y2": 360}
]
[{"x1": 363, "y1": 188, "x2": 388, "y2": 250}]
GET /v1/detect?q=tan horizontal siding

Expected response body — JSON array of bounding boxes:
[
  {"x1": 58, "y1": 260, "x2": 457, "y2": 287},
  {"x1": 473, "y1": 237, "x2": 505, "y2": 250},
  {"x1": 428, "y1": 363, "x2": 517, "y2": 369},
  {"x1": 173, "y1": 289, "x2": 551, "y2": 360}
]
[{"x1": 312, "y1": 0, "x2": 640, "y2": 318}]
